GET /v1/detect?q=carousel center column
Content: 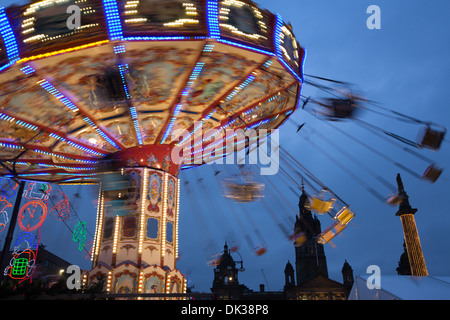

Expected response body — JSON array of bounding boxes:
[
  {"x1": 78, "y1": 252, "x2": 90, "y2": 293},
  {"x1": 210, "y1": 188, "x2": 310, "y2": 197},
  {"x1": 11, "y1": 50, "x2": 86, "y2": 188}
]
[{"x1": 88, "y1": 145, "x2": 186, "y2": 296}]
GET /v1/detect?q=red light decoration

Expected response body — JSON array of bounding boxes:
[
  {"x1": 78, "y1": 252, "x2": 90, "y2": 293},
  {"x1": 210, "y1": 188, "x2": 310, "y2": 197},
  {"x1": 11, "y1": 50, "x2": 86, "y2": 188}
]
[
  {"x1": 18, "y1": 200, "x2": 48, "y2": 232},
  {"x1": 0, "y1": 195, "x2": 12, "y2": 232},
  {"x1": 49, "y1": 190, "x2": 71, "y2": 221}
]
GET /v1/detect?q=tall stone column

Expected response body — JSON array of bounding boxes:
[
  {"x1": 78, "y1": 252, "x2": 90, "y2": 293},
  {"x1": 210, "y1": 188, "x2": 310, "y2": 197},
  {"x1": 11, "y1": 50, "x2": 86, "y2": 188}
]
[{"x1": 395, "y1": 174, "x2": 428, "y2": 276}]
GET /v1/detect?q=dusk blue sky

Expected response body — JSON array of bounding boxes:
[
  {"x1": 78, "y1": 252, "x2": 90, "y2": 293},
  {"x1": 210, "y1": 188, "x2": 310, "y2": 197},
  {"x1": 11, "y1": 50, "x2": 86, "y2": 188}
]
[{"x1": 1, "y1": 0, "x2": 449, "y2": 294}]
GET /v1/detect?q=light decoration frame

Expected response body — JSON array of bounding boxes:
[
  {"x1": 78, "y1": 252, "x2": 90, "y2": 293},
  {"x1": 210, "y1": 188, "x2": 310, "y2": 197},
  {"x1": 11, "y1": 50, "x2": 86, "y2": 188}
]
[
  {"x1": 161, "y1": 172, "x2": 168, "y2": 259},
  {"x1": 138, "y1": 269, "x2": 144, "y2": 293},
  {"x1": 92, "y1": 185, "x2": 104, "y2": 260},
  {"x1": 163, "y1": 3, "x2": 199, "y2": 27},
  {"x1": 175, "y1": 178, "x2": 180, "y2": 259},
  {"x1": 21, "y1": 0, "x2": 99, "y2": 44},
  {"x1": 218, "y1": 0, "x2": 268, "y2": 41},
  {"x1": 15, "y1": 40, "x2": 109, "y2": 64},
  {"x1": 274, "y1": 14, "x2": 302, "y2": 83},
  {"x1": 165, "y1": 273, "x2": 171, "y2": 297},
  {"x1": 82, "y1": 273, "x2": 87, "y2": 287},
  {"x1": 112, "y1": 215, "x2": 120, "y2": 254},
  {"x1": 106, "y1": 270, "x2": 113, "y2": 292},
  {"x1": 279, "y1": 25, "x2": 299, "y2": 67},
  {"x1": 122, "y1": 0, "x2": 200, "y2": 28},
  {"x1": 138, "y1": 168, "x2": 148, "y2": 254}
]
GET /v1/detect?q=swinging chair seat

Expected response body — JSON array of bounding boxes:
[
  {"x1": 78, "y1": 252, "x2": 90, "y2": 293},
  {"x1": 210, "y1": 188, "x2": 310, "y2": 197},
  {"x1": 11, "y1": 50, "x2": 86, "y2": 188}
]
[
  {"x1": 308, "y1": 196, "x2": 335, "y2": 214},
  {"x1": 386, "y1": 193, "x2": 402, "y2": 206},
  {"x1": 417, "y1": 126, "x2": 446, "y2": 150},
  {"x1": 317, "y1": 221, "x2": 347, "y2": 245},
  {"x1": 291, "y1": 232, "x2": 307, "y2": 247},
  {"x1": 322, "y1": 98, "x2": 358, "y2": 119},
  {"x1": 223, "y1": 181, "x2": 264, "y2": 203},
  {"x1": 334, "y1": 206, "x2": 355, "y2": 225},
  {"x1": 254, "y1": 245, "x2": 267, "y2": 256},
  {"x1": 422, "y1": 163, "x2": 443, "y2": 183}
]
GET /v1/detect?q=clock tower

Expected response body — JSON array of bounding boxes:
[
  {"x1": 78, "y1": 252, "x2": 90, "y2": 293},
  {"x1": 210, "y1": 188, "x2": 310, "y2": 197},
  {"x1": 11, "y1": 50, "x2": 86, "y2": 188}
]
[{"x1": 294, "y1": 188, "x2": 328, "y2": 284}]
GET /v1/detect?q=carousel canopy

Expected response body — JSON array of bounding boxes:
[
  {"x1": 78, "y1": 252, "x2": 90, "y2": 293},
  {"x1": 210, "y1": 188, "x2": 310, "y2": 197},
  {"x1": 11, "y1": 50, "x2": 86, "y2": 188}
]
[{"x1": 0, "y1": 0, "x2": 305, "y2": 184}]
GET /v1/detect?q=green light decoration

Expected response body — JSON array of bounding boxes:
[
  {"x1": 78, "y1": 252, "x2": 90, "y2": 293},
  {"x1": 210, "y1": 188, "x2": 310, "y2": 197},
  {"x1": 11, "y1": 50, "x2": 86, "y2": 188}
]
[
  {"x1": 12, "y1": 258, "x2": 28, "y2": 276},
  {"x1": 73, "y1": 221, "x2": 87, "y2": 252}
]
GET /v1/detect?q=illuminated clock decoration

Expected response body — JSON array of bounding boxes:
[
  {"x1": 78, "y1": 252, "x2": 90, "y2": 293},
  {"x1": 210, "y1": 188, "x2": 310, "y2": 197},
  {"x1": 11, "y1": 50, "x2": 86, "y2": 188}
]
[
  {"x1": 18, "y1": 200, "x2": 48, "y2": 232},
  {"x1": 73, "y1": 220, "x2": 87, "y2": 251}
]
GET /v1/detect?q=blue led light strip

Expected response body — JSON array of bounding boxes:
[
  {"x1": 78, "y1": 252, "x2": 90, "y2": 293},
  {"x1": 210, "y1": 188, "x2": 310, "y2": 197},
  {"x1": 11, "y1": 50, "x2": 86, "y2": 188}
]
[
  {"x1": 274, "y1": 14, "x2": 283, "y2": 58},
  {"x1": 0, "y1": 7, "x2": 20, "y2": 64},
  {"x1": 160, "y1": 104, "x2": 183, "y2": 144},
  {"x1": 161, "y1": 61, "x2": 205, "y2": 144},
  {"x1": 83, "y1": 117, "x2": 120, "y2": 149},
  {"x1": 207, "y1": 0, "x2": 220, "y2": 39},
  {"x1": 217, "y1": 39, "x2": 275, "y2": 57},
  {"x1": 20, "y1": 65, "x2": 36, "y2": 75},
  {"x1": 48, "y1": 133, "x2": 105, "y2": 156},
  {"x1": 28, "y1": 61, "x2": 120, "y2": 149},
  {"x1": 37, "y1": 80, "x2": 79, "y2": 112},
  {"x1": 117, "y1": 62, "x2": 143, "y2": 145},
  {"x1": 125, "y1": 36, "x2": 189, "y2": 41},
  {"x1": 103, "y1": 0, "x2": 123, "y2": 40},
  {"x1": 0, "y1": 142, "x2": 24, "y2": 150},
  {"x1": 1, "y1": 112, "x2": 38, "y2": 131},
  {"x1": 225, "y1": 75, "x2": 256, "y2": 101}
]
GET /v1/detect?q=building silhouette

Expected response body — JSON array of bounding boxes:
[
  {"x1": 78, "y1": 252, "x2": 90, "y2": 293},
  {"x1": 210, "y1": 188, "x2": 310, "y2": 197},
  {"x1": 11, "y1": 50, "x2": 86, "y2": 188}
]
[
  {"x1": 210, "y1": 188, "x2": 354, "y2": 300},
  {"x1": 284, "y1": 189, "x2": 353, "y2": 300},
  {"x1": 396, "y1": 242, "x2": 412, "y2": 275}
]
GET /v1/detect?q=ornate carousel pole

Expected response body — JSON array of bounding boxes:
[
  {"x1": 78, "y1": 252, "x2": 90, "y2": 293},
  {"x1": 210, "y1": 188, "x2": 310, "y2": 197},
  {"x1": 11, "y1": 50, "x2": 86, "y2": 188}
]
[{"x1": 90, "y1": 145, "x2": 184, "y2": 295}]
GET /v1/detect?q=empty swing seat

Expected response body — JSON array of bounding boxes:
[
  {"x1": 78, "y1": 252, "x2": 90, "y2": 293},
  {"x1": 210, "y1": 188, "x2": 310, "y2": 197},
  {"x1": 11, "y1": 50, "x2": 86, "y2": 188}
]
[
  {"x1": 417, "y1": 126, "x2": 446, "y2": 150},
  {"x1": 422, "y1": 163, "x2": 443, "y2": 183},
  {"x1": 317, "y1": 221, "x2": 347, "y2": 245},
  {"x1": 308, "y1": 196, "x2": 335, "y2": 214},
  {"x1": 254, "y1": 245, "x2": 267, "y2": 256},
  {"x1": 386, "y1": 193, "x2": 402, "y2": 206},
  {"x1": 334, "y1": 206, "x2": 355, "y2": 225},
  {"x1": 289, "y1": 232, "x2": 307, "y2": 247}
]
